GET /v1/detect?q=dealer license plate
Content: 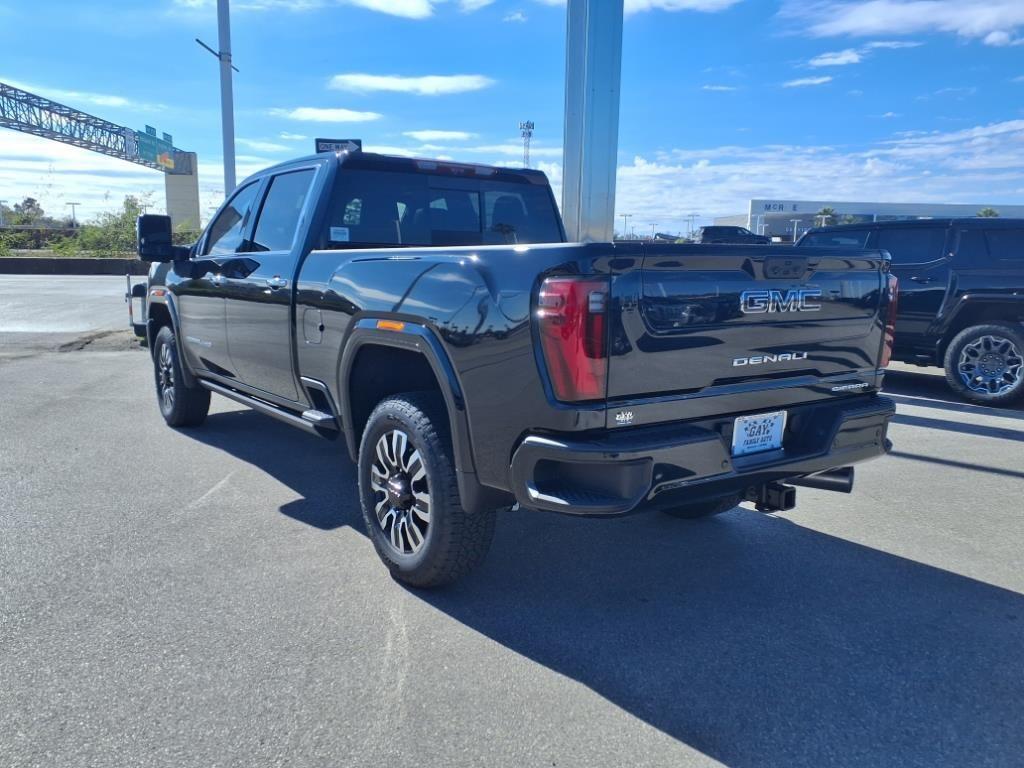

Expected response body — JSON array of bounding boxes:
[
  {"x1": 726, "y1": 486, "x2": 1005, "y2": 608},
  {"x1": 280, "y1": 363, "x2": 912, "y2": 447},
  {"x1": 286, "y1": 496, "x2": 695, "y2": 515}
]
[{"x1": 731, "y1": 411, "x2": 787, "y2": 457}]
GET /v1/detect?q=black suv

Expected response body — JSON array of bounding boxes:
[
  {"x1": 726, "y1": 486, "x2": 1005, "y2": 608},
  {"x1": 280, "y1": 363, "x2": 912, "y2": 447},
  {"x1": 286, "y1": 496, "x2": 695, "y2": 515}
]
[
  {"x1": 696, "y1": 226, "x2": 770, "y2": 245},
  {"x1": 799, "y1": 218, "x2": 1024, "y2": 405}
]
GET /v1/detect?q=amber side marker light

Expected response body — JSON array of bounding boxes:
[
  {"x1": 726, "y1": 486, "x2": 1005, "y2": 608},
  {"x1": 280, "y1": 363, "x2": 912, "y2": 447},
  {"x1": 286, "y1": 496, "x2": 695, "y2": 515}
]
[{"x1": 377, "y1": 320, "x2": 406, "y2": 332}]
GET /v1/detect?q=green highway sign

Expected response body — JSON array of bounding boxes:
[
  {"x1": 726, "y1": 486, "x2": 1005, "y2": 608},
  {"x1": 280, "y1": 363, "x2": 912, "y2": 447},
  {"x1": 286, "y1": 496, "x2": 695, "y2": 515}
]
[{"x1": 136, "y1": 128, "x2": 175, "y2": 170}]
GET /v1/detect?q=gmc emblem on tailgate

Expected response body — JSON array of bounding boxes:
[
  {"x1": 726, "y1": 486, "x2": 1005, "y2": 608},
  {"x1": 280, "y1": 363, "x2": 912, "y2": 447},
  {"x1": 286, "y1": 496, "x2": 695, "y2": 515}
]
[{"x1": 740, "y1": 289, "x2": 822, "y2": 314}]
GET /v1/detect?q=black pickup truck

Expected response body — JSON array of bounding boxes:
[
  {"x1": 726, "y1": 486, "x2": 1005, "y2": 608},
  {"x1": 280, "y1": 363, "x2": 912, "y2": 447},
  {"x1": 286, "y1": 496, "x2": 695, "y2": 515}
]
[
  {"x1": 799, "y1": 219, "x2": 1024, "y2": 405},
  {"x1": 134, "y1": 150, "x2": 896, "y2": 587}
]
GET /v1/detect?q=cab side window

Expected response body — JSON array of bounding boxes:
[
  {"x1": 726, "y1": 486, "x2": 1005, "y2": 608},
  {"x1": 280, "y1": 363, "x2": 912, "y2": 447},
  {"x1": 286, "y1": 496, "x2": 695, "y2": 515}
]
[
  {"x1": 202, "y1": 182, "x2": 261, "y2": 255},
  {"x1": 251, "y1": 169, "x2": 317, "y2": 252},
  {"x1": 875, "y1": 227, "x2": 948, "y2": 265},
  {"x1": 984, "y1": 229, "x2": 1024, "y2": 261}
]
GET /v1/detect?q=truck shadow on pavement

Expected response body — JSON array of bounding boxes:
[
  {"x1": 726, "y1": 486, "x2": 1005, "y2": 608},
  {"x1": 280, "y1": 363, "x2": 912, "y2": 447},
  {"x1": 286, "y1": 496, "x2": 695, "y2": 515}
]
[{"x1": 188, "y1": 408, "x2": 1024, "y2": 768}]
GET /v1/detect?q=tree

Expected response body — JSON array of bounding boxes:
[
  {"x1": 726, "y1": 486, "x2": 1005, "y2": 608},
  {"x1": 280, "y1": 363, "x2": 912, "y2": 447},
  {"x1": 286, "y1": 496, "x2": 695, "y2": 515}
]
[
  {"x1": 53, "y1": 195, "x2": 150, "y2": 257},
  {"x1": 12, "y1": 197, "x2": 45, "y2": 225},
  {"x1": 816, "y1": 207, "x2": 838, "y2": 227},
  {"x1": 977, "y1": 207, "x2": 1000, "y2": 218}
]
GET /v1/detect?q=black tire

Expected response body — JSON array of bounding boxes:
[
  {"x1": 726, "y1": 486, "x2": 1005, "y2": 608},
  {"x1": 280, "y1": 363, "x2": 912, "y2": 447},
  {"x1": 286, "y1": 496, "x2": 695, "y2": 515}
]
[
  {"x1": 152, "y1": 325, "x2": 211, "y2": 428},
  {"x1": 943, "y1": 323, "x2": 1024, "y2": 406},
  {"x1": 357, "y1": 393, "x2": 496, "y2": 588},
  {"x1": 661, "y1": 493, "x2": 742, "y2": 520}
]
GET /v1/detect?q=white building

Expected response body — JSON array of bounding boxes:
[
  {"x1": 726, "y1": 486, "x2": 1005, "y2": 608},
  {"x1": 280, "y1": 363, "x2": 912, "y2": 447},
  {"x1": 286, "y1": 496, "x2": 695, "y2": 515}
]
[{"x1": 715, "y1": 199, "x2": 1024, "y2": 241}]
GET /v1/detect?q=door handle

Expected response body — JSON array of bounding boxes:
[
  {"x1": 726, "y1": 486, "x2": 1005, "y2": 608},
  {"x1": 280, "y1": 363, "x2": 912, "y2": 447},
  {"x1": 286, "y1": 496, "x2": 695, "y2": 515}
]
[
  {"x1": 266, "y1": 276, "x2": 289, "y2": 290},
  {"x1": 909, "y1": 276, "x2": 933, "y2": 284}
]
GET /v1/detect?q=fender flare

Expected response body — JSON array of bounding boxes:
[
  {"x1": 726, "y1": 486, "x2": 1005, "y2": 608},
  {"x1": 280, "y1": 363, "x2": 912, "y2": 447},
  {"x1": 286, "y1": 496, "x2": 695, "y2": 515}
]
[
  {"x1": 337, "y1": 318, "x2": 511, "y2": 514},
  {"x1": 147, "y1": 292, "x2": 198, "y2": 388}
]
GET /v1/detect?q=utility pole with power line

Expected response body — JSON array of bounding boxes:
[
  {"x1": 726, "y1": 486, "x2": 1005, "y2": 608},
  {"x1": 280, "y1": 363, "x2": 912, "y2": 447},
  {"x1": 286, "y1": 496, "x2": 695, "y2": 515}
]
[
  {"x1": 0, "y1": 199, "x2": 7, "y2": 228},
  {"x1": 66, "y1": 202, "x2": 80, "y2": 228}
]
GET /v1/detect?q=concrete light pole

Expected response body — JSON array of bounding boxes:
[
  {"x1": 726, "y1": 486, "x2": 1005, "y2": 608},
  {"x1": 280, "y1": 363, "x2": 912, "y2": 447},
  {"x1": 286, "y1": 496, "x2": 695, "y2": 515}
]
[
  {"x1": 561, "y1": 0, "x2": 624, "y2": 243},
  {"x1": 620, "y1": 213, "x2": 631, "y2": 239},
  {"x1": 790, "y1": 218, "x2": 801, "y2": 242}
]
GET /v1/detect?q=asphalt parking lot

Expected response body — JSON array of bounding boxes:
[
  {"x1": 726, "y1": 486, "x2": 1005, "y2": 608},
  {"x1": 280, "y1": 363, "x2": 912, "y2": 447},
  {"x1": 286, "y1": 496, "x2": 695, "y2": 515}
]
[{"x1": 2, "y1": 277, "x2": 1023, "y2": 767}]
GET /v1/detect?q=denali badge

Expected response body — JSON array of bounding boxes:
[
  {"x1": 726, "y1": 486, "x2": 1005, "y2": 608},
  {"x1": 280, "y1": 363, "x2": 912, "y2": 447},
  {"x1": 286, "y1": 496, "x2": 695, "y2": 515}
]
[
  {"x1": 733, "y1": 351, "x2": 809, "y2": 367},
  {"x1": 614, "y1": 410, "x2": 634, "y2": 426},
  {"x1": 740, "y1": 288, "x2": 822, "y2": 314}
]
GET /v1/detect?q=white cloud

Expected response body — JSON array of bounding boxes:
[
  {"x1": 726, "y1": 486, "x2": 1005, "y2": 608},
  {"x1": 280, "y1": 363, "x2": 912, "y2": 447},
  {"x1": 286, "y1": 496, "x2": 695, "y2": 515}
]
[
  {"x1": 269, "y1": 107, "x2": 382, "y2": 122},
  {"x1": 864, "y1": 40, "x2": 923, "y2": 49},
  {"x1": 504, "y1": 10, "x2": 527, "y2": 22},
  {"x1": 459, "y1": 0, "x2": 494, "y2": 9},
  {"x1": 403, "y1": 130, "x2": 477, "y2": 141},
  {"x1": 782, "y1": 0, "x2": 1024, "y2": 47},
  {"x1": 624, "y1": 0, "x2": 741, "y2": 10},
  {"x1": 533, "y1": 0, "x2": 742, "y2": 12},
  {"x1": 702, "y1": 84, "x2": 738, "y2": 91},
  {"x1": 611, "y1": 119, "x2": 1024, "y2": 230},
  {"x1": 278, "y1": 131, "x2": 309, "y2": 140},
  {"x1": 809, "y1": 48, "x2": 862, "y2": 66},
  {"x1": 173, "y1": 0, "x2": 436, "y2": 17},
  {"x1": 783, "y1": 76, "x2": 833, "y2": 87},
  {"x1": 238, "y1": 138, "x2": 292, "y2": 152},
  {"x1": 328, "y1": 73, "x2": 495, "y2": 95}
]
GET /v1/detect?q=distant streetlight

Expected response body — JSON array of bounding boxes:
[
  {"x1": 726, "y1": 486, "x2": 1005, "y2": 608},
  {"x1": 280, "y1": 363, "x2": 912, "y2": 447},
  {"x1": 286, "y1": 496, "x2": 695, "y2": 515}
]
[
  {"x1": 196, "y1": 0, "x2": 238, "y2": 193},
  {"x1": 790, "y1": 218, "x2": 801, "y2": 242},
  {"x1": 66, "y1": 202, "x2": 81, "y2": 227},
  {"x1": 620, "y1": 213, "x2": 631, "y2": 239}
]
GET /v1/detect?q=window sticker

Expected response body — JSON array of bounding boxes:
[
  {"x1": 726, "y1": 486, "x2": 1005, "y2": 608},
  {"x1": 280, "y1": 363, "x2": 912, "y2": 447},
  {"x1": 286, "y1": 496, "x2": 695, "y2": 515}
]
[{"x1": 330, "y1": 226, "x2": 350, "y2": 242}]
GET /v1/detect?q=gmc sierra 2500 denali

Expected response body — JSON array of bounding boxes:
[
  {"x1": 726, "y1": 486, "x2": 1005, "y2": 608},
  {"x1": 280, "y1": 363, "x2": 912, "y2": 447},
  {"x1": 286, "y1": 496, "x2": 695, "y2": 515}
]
[{"x1": 135, "y1": 150, "x2": 897, "y2": 587}]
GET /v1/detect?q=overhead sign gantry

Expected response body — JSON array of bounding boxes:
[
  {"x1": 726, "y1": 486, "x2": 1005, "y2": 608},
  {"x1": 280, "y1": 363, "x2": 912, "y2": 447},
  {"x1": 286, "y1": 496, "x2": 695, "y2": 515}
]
[{"x1": 0, "y1": 81, "x2": 201, "y2": 229}]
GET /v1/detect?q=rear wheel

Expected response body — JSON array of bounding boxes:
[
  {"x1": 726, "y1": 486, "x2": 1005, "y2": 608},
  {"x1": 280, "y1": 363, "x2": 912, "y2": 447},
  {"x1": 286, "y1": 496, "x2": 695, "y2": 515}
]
[
  {"x1": 661, "y1": 493, "x2": 742, "y2": 520},
  {"x1": 944, "y1": 324, "x2": 1024, "y2": 405},
  {"x1": 152, "y1": 326, "x2": 210, "y2": 427},
  {"x1": 357, "y1": 393, "x2": 496, "y2": 588}
]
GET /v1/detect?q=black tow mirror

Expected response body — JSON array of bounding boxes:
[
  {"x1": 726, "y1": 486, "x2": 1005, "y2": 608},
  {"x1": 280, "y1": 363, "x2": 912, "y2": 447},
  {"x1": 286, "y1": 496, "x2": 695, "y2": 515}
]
[{"x1": 137, "y1": 214, "x2": 190, "y2": 262}]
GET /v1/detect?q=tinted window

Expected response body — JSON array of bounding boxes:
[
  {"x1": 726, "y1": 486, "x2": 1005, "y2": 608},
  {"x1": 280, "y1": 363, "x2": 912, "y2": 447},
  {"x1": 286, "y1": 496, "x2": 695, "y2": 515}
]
[
  {"x1": 483, "y1": 187, "x2": 563, "y2": 244},
  {"x1": 203, "y1": 181, "x2": 261, "y2": 255},
  {"x1": 800, "y1": 229, "x2": 871, "y2": 248},
  {"x1": 321, "y1": 169, "x2": 562, "y2": 247},
  {"x1": 876, "y1": 227, "x2": 947, "y2": 264},
  {"x1": 252, "y1": 169, "x2": 316, "y2": 252},
  {"x1": 984, "y1": 229, "x2": 1024, "y2": 260}
]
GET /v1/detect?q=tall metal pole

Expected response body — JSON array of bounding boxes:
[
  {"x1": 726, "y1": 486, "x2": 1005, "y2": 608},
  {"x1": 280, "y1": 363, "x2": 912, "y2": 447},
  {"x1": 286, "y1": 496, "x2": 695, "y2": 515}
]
[
  {"x1": 791, "y1": 218, "x2": 801, "y2": 242},
  {"x1": 0, "y1": 200, "x2": 7, "y2": 228},
  {"x1": 217, "y1": 0, "x2": 237, "y2": 193},
  {"x1": 561, "y1": 0, "x2": 624, "y2": 243}
]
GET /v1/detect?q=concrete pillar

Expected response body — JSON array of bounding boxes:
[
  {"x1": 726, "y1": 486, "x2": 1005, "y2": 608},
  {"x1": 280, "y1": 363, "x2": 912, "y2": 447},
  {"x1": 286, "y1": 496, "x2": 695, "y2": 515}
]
[
  {"x1": 561, "y1": 0, "x2": 624, "y2": 243},
  {"x1": 165, "y1": 152, "x2": 201, "y2": 234}
]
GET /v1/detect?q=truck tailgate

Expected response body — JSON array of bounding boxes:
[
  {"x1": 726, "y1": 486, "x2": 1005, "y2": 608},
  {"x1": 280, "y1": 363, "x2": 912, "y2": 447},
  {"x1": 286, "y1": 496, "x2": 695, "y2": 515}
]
[{"x1": 608, "y1": 244, "x2": 888, "y2": 408}]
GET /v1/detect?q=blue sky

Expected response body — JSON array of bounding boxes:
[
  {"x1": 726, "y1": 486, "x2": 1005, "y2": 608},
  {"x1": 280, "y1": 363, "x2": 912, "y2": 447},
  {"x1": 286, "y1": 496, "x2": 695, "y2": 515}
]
[{"x1": 2, "y1": 0, "x2": 1024, "y2": 232}]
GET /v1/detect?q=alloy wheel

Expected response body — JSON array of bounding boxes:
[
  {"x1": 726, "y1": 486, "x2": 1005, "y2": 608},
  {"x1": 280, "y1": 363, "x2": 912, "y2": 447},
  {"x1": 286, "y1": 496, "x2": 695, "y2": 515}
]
[
  {"x1": 158, "y1": 343, "x2": 176, "y2": 411},
  {"x1": 958, "y1": 334, "x2": 1023, "y2": 395},
  {"x1": 369, "y1": 429, "x2": 431, "y2": 556}
]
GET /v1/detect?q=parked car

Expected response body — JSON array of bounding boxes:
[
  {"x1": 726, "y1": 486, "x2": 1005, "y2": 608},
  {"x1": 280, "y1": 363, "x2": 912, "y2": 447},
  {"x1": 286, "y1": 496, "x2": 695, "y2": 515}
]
[
  {"x1": 798, "y1": 219, "x2": 1024, "y2": 405},
  {"x1": 134, "y1": 150, "x2": 896, "y2": 586},
  {"x1": 696, "y1": 225, "x2": 771, "y2": 245}
]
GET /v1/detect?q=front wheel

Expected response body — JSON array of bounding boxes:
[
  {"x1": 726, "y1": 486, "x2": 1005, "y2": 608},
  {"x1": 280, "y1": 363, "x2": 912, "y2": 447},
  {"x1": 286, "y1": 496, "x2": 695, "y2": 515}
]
[
  {"x1": 943, "y1": 324, "x2": 1024, "y2": 405},
  {"x1": 152, "y1": 326, "x2": 210, "y2": 427},
  {"x1": 357, "y1": 393, "x2": 496, "y2": 588}
]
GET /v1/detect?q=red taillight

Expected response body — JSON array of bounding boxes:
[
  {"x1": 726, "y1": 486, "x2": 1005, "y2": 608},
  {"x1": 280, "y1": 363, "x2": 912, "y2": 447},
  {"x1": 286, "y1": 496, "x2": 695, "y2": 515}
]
[
  {"x1": 537, "y1": 276, "x2": 609, "y2": 402},
  {"x1": 881, "y1": 273, "x2": 899, "y2": 368}
]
